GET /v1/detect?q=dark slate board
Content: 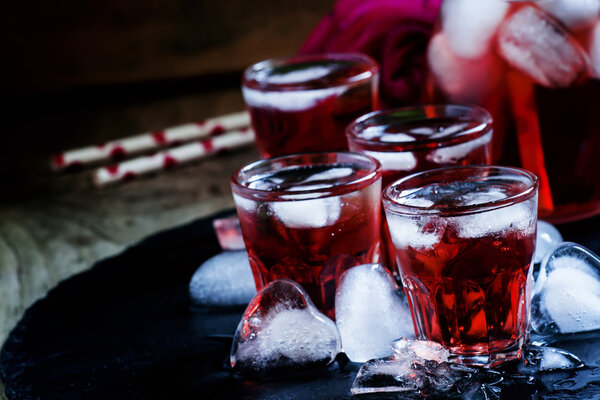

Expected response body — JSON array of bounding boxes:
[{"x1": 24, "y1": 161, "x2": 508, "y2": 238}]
[{"x1": 1, "y1": 210, "x2": 600, "y2": 400}]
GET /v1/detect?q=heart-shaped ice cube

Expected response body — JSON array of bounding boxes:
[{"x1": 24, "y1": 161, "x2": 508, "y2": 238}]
[
  {"x1": 532, "y1": 242, "x2": 600, "y2": 334},
  {"x1": 230, "y1": 279, "x2": 341, "y2": 375}
]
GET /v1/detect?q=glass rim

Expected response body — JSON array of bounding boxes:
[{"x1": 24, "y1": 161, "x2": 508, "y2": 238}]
[
  {"x1": 382, "y1": 165, "x2": 539, "y2": 217},
  {"x1": 345, "y1": 104, "x2": 493, "y2": 151},
  {"x1": 231, "y1": 151, "x2": 382, "y2": 201},
  {"x1": 242, "y1": 52, "x2": 379, "y2": 92}
]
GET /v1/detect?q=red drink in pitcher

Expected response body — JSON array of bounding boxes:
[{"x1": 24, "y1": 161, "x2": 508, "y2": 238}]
[
  {"x1": 243, "y1": 53, "x2": 379, "y2": 158},
  {"x1": 346, "y1": 105, "x2": 493, "y2": 274},
  {"x1": 383, "y1": 166, "x2": 538, "y2": 367},
  {"x1": 231, "y1": 152, "x2": 382, "y2": 319},
  {"x1": 426, "y1": 0, "x2": 600, "y2": 222}
]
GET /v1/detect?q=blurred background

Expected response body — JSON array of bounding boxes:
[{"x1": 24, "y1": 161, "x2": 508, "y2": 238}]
[{"x1": 0, "y1": 0, "x2": 334, "y2": 200}]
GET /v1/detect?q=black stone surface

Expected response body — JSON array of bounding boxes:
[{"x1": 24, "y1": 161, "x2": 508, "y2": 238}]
[{"x1": 1, "y1": 210, "x2": 600, "y2": 399}]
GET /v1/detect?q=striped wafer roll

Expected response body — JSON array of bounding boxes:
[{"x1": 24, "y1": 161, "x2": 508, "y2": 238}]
[
  {"x1": 53, "y1": 111, "x2": 250, "y2": 170},
  {"x1": 93, "y1": 128, "x2": 255, "y2": 187}
]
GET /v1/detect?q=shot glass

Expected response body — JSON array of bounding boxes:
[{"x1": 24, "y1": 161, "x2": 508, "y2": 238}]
[
  {"x1": 383, "y1": 166, "x2": 538, "y2": 367},
  {"x1": 346, "y1": 104, "x2": 493, "y2": 273},
  {"x1": 231, "y1": 152, "x2": 382, "y2": 319},
  {"x1": 242, "y1": 53, "x2": 379, "y2": 158}
]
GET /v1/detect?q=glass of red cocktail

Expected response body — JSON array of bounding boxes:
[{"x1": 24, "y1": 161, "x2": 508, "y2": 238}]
[
  {"x1": 231, "y1": 152, "x2": 382, "y2": 319},
  {"x1": 242, "y1": 53, "x2": 379, "y2": 158},
  {"x1": 425, "y1": 0, "x2": 600, "y2": 222},
  {"x1": 383, "y1": 165, "x2": 538, "y2": 367},
  {"x1": 346, "y1": 104, "x2": 493, "y2": 274}
]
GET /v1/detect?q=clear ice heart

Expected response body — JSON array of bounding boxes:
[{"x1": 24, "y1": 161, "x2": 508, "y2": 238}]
[
  {"x1": 189, "y1": 250, "x2": 256, "y2": 308},
  {"x1": 230, "y1": 279, "x2": 341, "y2": 375},
  {"x1": 335, "y1": 264, "x2": 414, "y2": 362},
  {"x1": 532, "y1": 242, "x2": 600, "y2": 334}
]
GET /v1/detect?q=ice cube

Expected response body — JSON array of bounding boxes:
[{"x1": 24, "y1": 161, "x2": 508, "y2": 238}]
[
  {"x1": 242, "y1": 86, "x2": 344, "y2": 112},
  {"x1": 379, "y1": 133, "x2": 416, "y2": 143},
  {"x1": 385, "y1": 213, "x2": 443, "y2": 250},
  {"x1": 497, "y1": 6, "x2": 587, "y2": 88},
  {"x1": 533, "y1": 220, "x2": 563, "y2": 264},
  {"x1": 230, "y1": 279, "x2": 341, "y2": 374},
  {"x1": 189, "y1": 251, "x2": 256, "y2": 307},
  {"x1": 452, "y1": 196, "x2": 537, "y2": 238},
  {"x1": 427, "y1": 32, "x2": 502, "y2": 103},
  {"x1": 212, "y1": 215, "x2": 245, "y2": 250},
  {"x1": 232, "y1": 193, "x2": 255, "y2": 213},
  {"x1": 351, "y1": 338, "x2": 502, "y2": 396},
  {"x1": 363, "y1": 150, "x2": 417, "y2": 172},
  {"x1": 303, "y1": 167, "x2": 354, "y2": 183},
  {"x1": 270, "y1": 195, "x2": 341, "y2": 229},
  {"x1": 523, "y1": 346, "x2": 584, "y2": 372},
  {"x1": 441, "y1": 0, "x2": 509, "y2": 58},
  {"x1": 590, "y1": 21, "x2": 600, "y2": 79},
  {"x1": 538, "y1": 0, "x2": 600, "y2": 30},
  {"x1": 428, "y1": 122, "x2": 472, "y2": 139},
  {"x1": 264, "y1": 65, "x2": 333, "y2": 85},
  {"x1": 532, "y1": 242, "x2": 600, "y2": 334},
  {"x1": 390, "y1": 338, "x2": 449, "y2": 363},
  {"x1": 426, "y1": 131, "x2": 492, "y2": 164},
  {"x1": 335, "y1": 264, "x2": 415, "y2": 362}
]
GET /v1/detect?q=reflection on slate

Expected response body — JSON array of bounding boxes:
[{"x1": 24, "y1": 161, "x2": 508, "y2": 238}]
[{"x1": 1, "y1": 211, "x2": 600, "y2": 399}]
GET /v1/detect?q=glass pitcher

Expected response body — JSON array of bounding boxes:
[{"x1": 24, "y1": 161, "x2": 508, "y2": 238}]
[{"x1": 424, "y1": 0, "x2": 600, "y2": 223}]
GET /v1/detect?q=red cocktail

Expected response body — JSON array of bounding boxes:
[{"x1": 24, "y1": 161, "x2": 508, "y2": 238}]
[
  {"x1": 231, "y1": 152, "x2": 382, "y2": 319},
  {"x1": 426, "y1": 1, "x2": 600, "y2": 222},
  {"x1": 346, "y1": 105, "x2": 493, "y2": 273},
  {"x1": 383, "y1": 166, "x2": 538, "y2": 367},
  {"x1": 242, "y1": 53, "x2": 379, "y2": 158}
]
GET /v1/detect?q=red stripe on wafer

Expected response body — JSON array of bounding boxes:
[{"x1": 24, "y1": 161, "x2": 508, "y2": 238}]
[
  {"x1": 163, "y1": 155, "x2": 178, "y2": 169},
  {"x1": 152, "y1": 131, "x2": 167, "y2": 145},
  {"x1": 110, "y1": 146, "x2": 126, "y2": 160}
]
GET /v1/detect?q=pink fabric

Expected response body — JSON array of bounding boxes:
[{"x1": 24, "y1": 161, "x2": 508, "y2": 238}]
[{"x1": 299, "y1": 0, "x2": 441, "y2": 106}]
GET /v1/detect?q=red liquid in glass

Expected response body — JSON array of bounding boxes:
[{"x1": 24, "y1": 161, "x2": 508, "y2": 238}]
[
  {"x1": 244, "y1": 56, "x2": 378, "y2": 158},
  {"x1": 348, "y1": 115, "x2": 493, "y2": 274},
  {"x1": 385, "y1": 174, "x2": 537, "y2": 366},
  {"x1": 395, "y1": 226, "x2": 534, "y2": 364},
  {"x1": 234, "y1": 164, "x2": 381, "y2": 319}
]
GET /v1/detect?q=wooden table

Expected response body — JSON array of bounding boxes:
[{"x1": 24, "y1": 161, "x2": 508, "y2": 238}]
[
  {"x1": 0, "y1": 1, "x2": 336, "y2": 396},
  {"x1": 0, "y1": 86, "x2": 261, "y2": 399}
]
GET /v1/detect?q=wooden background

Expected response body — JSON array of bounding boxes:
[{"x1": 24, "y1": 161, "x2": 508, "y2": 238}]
[{"x1": 0, "y1": 1, "x2": 334, "y2": 397}]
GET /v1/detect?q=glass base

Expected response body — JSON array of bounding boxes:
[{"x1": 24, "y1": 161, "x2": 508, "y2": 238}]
[{"x1": 448, "y1": 343, "x2": 523, "y2": 368}]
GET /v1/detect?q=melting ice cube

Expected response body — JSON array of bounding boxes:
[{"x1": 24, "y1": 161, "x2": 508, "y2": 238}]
[
  {"x1": 230, "y1": 279, "x2": 341, "y2": 374},
  {"x1": 497, "y1": 6, "x2": 587, "y2": 88},
  {"x1": 426, "y1": 131, "x2": 492, "y2": 164},
  {"x1": 532, "y1": 242, "x2": 600, "y2": 334},
  {"x1": 390, "y1": 337, "x2": 449, "y2": 363},
  {"x1": 385, "y1": 213, "x2": 443, "y2": 250},
  {"x1": 270, "y1": 195, "x2": 341, "y2": 229},
  {"x1": 538, "y1": 0, "x2": 600, "y2": 30},
  {"x1": 427, "y1": 32, "x2": 501, "y2": 103},
  {"x1": 242, "y1": 86, "x2": 344, "y2": 112},
  {"x1": 523, "y1": 346, "x2": 584, "y2": 372},
  {"x1": 452, "y1": 196, "x2": 537, "y2": 238},
  {"x1": 264, "y1": 65, "x2": 333, "y2": 85},
  {"x1": 351, "y1": 338, "x2": 502, "y2": 396},
  {"x1": 189, "y1": 250, "x2": 256, "y2": 307},
  {"x1": 335, "y1": 264, "x2": 415, "y2": 362},
  {"x1": 364, "y1": 150, "x2": 417, "y2": 172},
  {"x1": 212, "y1": 215, "x2": 245, "y2": 250},
  {"x1": 533, "y1": 220, "x2": 563, "y2": 264},
  {"x1": 441, "y1": 0, "x2": 509, "y2": 58}
]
